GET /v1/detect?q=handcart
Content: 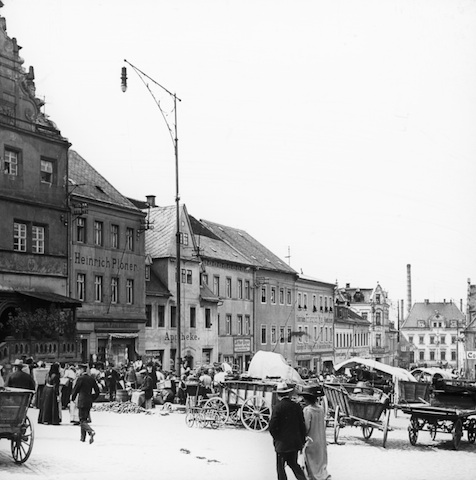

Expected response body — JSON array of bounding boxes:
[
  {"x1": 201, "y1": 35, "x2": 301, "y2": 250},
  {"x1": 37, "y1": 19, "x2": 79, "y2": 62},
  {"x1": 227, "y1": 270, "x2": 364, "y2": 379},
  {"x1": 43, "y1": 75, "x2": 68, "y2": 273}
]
[
  {"x1": 399, "y1": 378, "x2": 476, "y2": 450},
  {"x1": 323, "y1": 383, "x2": 392, "y2": 447},
  {"x1": 184, "y1": 380, "x2": 223, "y2": 429},
  {"x1": 0, "y1": 387, "x2": 35, "y2": 463}
]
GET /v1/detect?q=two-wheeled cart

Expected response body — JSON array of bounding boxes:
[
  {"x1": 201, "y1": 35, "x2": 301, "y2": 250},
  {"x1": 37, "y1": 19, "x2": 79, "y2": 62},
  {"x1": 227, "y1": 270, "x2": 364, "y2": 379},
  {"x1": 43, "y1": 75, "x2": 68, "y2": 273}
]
[
  {"x1": 323, "y1": 383, "x2": 392, "y2": 447},
  {"x1": 0, "y1": 387, "x2": 35, "y2": 463}
]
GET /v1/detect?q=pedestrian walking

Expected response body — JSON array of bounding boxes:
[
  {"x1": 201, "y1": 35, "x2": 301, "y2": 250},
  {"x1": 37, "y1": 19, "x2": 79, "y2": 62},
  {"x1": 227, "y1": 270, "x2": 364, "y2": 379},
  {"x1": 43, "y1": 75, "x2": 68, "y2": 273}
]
[
  {"x1": 301, "y1": 385, "x2": 331, "y2": 480},
  {"x1": 71, "y1": 363, "x2": 100, "y2": 444},
  {"x1": 269, "y1": 382, "x2": 307, "y2": 480}
]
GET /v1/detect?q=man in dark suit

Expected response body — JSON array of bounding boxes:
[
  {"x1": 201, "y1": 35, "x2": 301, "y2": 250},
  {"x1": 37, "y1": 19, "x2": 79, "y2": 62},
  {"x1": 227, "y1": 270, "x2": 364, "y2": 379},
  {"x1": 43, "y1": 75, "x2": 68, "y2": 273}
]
[
  {"x1": 269, "y1": 382, "x2": 307, "y2": 480},
  {"x1": 6, "y1": 359, "x2": 35, "y2": 390},
  {"x1": 71, "y1": 364, "x2": 100, "y2": 444}
]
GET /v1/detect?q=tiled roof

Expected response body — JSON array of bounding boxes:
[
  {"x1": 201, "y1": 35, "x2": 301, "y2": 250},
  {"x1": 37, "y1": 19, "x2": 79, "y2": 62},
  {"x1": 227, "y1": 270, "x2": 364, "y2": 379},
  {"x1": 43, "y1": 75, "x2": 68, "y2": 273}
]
[
  {"x1": 68, "y1": 150, "x2": 140, "y2": 212},
  {"x1": 146, "y1": 270, "x2": 171, "y2": 297},
  {"x1": 199, "y1": 219, "x2": 296, "y2": 275},
  {"x1": 402, "y1": 301, "x2": 465, "y2": 328},
  {"x1": 144, "y1": 206, "x2": 177, "y2": 258}
]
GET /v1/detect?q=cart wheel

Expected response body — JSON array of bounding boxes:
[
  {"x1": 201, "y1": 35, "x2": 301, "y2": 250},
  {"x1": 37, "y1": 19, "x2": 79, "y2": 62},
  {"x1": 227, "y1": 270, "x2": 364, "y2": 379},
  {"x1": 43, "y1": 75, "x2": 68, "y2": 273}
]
[
  {"x1": 240, "y1": 396, "x2": 271, "y2": 431},
  {"x1": 11, "y1": 416, "x2": 34, "y2": 464},
  {"x1": 196, "y1": 411, "x2": 206, "y2": 428},
  {"x1": 429, "y1": 424, "x2": 437, "y2": 441},
  {"x1": 408, "y1": 416, "x2": 419, "y2": 446},
  {"x1": 362, "y1": 426, "x2": 374, "y2": 439},
  {"x1": 185, "y1": 410, "x2": 195, "y2": 428},
  {"x1": 203, "y1": 397, "x2": 229, "y2": 426},
  {"x1": 333, "y1": 405, "x2": 341, "y2": 444},
  {"x1": 382, "y1": 409, "x2": 391, "y2": 448},
  {"x1": 467, "y1": 419, "x2": 476, "y2": 444},
  {"x1": 452, "y1": 419, "x2": 463, "y2": 450}
]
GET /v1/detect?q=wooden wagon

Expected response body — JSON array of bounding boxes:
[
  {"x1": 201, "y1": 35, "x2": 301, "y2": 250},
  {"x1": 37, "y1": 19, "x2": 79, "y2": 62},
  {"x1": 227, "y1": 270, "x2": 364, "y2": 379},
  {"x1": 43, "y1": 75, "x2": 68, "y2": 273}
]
[
  {"x1": 323, "y1": 383, "x2": 392, "y2": 447},
  {"x1": 0, "y1": 387, "x2": 35, "y2": 463}
]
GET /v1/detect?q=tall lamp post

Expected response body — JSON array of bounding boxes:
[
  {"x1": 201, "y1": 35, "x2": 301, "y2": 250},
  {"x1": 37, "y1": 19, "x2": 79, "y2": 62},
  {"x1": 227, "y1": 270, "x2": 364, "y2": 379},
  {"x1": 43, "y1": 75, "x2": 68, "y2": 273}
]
[{"x1": 121, "y1": 60, "x2": 182, "y2": 372}]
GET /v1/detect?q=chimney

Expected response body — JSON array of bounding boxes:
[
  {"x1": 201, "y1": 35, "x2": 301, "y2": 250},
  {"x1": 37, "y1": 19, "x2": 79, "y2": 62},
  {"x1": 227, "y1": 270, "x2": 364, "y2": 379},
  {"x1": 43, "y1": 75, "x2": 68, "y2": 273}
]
[
  {"x1": 406, "y1": 264, "x2": 412, "y2": 314},
  {"x1": 346, "y1": 283, "x2": 350, "y2": 289},
  {"x1": 146, "y1": 195, "x2": 156, "y2": 207}
]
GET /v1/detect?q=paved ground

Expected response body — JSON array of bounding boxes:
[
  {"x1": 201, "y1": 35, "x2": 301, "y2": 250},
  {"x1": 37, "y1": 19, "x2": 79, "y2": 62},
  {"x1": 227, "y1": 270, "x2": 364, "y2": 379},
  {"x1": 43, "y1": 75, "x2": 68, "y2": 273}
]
[{"x1": 0, "y1": 404, "x2": 475, "y2": 480}]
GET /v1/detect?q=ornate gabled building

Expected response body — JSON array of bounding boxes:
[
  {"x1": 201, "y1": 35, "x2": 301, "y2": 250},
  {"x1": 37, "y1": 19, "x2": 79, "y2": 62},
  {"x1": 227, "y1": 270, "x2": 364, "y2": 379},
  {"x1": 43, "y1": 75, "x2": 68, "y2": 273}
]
[
  {"x1": 0, "y1": 8, "x2": 80, "y2": 364},
  {"x1": 401, "y1": 299, "x2": 466, "y2": 371},
  {"x1": 336, "y1": 282, "x2": 393, "y2": 364}
]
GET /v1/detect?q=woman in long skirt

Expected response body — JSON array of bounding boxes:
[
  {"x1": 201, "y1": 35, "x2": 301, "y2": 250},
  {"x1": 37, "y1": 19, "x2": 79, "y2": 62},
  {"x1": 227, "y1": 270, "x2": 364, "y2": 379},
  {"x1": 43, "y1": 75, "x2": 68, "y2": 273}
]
[
  {"x1": 301, "y1": 385, "x2": 331, "y2": 480},
  {"x1": 38, "y1": 363, "x2": 61, "y2": 425}
]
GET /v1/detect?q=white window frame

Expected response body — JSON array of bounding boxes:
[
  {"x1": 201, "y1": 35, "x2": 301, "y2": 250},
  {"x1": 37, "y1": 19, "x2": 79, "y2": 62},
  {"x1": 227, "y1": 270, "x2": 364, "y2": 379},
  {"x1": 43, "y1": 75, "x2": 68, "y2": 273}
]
[
  {"x1": 94, "y1": 275, "x2": 103, "y2": 302},
  {"x1": 4, "y1": 148, "x2": 18, "y2": 175},
  {"x1": 111, "y1": 277, "x2": 119, "y2": 304},
  {"x1": 13, "y1": 222, "x2": 27, "y2": 252},
  {"x1": 77, "y1": 273, "x2": 86, "y2": 301},
  {"x1": 40, "y1": 159, "x2": 53, "y2": 184},
  {"x1": 32, "y1": 225, "x2": 45, "y2": 254},
  {"x1": 126, "y1": 279, "x2": 134, "y2": 304}
]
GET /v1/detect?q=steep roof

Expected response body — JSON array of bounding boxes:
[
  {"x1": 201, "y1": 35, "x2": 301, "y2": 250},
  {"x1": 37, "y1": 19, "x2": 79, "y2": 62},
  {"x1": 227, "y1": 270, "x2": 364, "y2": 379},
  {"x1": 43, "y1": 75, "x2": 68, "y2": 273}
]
[
  {"x1": 146, "y1": 270, "x2": 171, "y2": 297},
  {"x1": 402, "y1": 301, "x2": 465, "y2": 328},
  {"x1": 199, "y1": 219, "x2": 297, "y2": 275},
  {"x1": 144, "y1": 205, "x2": 177, "y2": 258},
  {"x1": 68, "y1": 150, "x2": 140, "y2": 212}
]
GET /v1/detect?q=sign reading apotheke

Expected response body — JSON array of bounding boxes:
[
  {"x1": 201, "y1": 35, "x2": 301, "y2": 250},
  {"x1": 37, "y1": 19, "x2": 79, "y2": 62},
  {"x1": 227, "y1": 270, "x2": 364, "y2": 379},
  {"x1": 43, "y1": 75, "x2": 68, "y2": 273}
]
[{"x1": 74, "y1": 252, "x2": 139, "y2": 272}]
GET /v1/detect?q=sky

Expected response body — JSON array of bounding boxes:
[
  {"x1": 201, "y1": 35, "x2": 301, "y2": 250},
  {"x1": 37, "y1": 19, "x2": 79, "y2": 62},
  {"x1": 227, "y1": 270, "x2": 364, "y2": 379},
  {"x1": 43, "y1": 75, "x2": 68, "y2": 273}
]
[{"x1": 3, "y1": 0, "x2": 476, "y2": 317}]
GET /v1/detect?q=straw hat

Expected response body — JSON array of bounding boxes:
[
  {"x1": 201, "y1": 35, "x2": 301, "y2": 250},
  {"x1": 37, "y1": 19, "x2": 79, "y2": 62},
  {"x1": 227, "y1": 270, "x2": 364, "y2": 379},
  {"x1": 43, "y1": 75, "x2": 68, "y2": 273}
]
[
  {"x1": 276, "y1": 381, "x2": 293, "y2": 394},
  {"x1": 300, "y1": 385, "x2": 324, "y2": 399}
]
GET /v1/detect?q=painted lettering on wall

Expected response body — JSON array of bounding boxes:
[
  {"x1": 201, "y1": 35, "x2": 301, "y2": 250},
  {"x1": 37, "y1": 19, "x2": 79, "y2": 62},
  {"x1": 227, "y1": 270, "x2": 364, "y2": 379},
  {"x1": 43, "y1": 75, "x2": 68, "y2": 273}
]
[
  {"x1": 164, "y1": 333, "x2": 200, "y2": 342},
  {"x1": 74, "y1": 252, "x2": 139, "y2": 272}
]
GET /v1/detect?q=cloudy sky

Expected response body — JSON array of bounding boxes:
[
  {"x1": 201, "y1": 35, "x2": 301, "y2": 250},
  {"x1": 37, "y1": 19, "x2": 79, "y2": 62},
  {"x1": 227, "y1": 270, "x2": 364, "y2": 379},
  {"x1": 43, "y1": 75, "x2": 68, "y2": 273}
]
[{"x1": 4, "y1": 0, "x2": 476, "y2": 316}]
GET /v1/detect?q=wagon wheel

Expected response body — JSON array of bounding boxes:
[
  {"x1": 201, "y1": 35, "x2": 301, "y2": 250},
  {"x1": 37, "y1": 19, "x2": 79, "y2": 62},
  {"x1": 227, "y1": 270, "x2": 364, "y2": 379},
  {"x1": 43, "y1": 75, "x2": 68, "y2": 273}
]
[
  {"x1": 240, "y1": 396, "x2": 271, "y2": 431},
  {"x1": 196, "y1": 411, "x2": 206, "y2": 428},
  {"x1": 408, "y1": 416, "x2": 419, "y2": 446},
  {"x1": 382, "y1": 408, "x2": 391, "y2": 448},
  {"x1": 333, "y1": 405, "x2": 341, "y2": 444},
  {"x1": 204, "y1": 397, "x2": 229, "y2": 427},
  {"x1": 362, "y1": 426, "x2": 374, "y2": 439},
  {"x1": 467, "y1": 419, "x2": 476, "y2": 444},
  {"x1": 428, "y1": 423, "x2": 437, "y2": 441},
  {"x1": 11, "y1": 416, "x2": 34, "y2": 464},
  {"x1": 185, "y1": 410, "x2": 195, "y2": 428},
  {"x1": 452, "y1": 419, "x2": 463, "y2": 450}
]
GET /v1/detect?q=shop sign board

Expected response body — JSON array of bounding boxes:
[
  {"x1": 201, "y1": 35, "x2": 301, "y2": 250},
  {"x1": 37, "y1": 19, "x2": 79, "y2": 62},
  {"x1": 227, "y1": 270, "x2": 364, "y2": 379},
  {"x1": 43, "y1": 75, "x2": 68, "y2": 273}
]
[{"x1": 234, "y1": 338, "x2": 251, "y2": 353}]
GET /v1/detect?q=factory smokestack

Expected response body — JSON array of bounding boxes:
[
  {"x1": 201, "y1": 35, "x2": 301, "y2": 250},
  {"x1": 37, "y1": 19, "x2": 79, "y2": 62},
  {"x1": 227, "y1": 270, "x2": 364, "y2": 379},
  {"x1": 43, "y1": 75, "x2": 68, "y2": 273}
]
[{"x1": 407, "y1": 264, "x2": 412, "y2": 314}]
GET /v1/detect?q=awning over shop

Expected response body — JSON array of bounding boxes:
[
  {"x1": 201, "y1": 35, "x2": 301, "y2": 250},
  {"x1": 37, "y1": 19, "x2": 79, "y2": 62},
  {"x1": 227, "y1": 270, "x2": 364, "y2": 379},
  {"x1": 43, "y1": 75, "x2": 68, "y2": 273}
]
[
  {"x1": 108, "y1": 333, "x2": 138, "y2": 339},
  {"x1": 16, "y1": 290, "x2": 82, "y2": 307}
]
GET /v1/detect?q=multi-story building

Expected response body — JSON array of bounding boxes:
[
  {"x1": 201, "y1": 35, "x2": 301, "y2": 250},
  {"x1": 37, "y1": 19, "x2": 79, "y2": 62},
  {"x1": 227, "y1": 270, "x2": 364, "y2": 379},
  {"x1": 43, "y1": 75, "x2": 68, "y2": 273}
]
[
  {"x1": 400, "y1": 299, "x2": 466, "y2": 370},
  {"x1": 295, "y1": 275, "x2": 335, "y2": 375},
  {"x1": 333, "y1": 304, "x2": 370, "y2": 365},
  {"x1": 465, "y1": 280, "x2": 476, "y2": 379},
  {"x1": 336, "y1": 282, "x2": 393, "y2": 364},
  {"x1": 68, "y1": 151, "x2": 146, "y2": 365},
  {"x1": 0, "y1": 13, "x2": 81, "y2": 364}
]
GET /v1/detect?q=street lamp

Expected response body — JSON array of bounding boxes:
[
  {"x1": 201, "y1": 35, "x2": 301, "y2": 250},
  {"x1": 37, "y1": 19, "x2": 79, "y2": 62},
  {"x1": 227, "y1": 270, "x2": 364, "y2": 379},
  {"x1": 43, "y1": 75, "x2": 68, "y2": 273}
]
[{"x1": 121, "y1": 59, "x2": 183, "y2": 373}]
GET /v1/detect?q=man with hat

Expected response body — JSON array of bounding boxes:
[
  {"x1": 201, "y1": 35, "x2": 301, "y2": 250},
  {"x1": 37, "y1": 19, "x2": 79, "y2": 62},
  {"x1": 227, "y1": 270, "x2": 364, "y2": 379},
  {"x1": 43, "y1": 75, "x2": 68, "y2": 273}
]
[
  {"x1": 301, "y1": 385, "x2": 331, "y2": 480},
  {"x1": 6, "y1": 359, "x2": 35, "y2": 390},
  {"x1": 140, "y1": 361, "x2": 156, "y2": 409},
  {"x1": 269, "y1": 382, "x2": 307, "y2": 480},
  {"x1": 71, "y1": 364, "x2": 100, "y2": 444}
]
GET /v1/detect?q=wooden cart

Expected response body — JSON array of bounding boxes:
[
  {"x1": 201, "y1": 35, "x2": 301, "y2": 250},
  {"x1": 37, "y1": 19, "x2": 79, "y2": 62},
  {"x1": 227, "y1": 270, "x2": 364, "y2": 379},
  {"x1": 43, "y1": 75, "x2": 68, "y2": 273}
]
[
  {"x1": 323, "y1": 383, "x2": 392, "y2": 447},
  {"x1": 0, "y1": 387, "x2": 35, "y2": 464}
]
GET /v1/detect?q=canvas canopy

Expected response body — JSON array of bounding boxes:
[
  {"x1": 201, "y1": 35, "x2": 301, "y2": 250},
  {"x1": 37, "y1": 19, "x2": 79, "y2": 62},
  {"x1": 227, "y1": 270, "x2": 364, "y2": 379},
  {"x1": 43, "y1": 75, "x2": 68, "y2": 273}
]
[
  {"x1": 334, "y1": 357, "x2": 416, "y2": 382},
  {"x1": 247, "y1": 351, "x2": 303, "y2": 384}
]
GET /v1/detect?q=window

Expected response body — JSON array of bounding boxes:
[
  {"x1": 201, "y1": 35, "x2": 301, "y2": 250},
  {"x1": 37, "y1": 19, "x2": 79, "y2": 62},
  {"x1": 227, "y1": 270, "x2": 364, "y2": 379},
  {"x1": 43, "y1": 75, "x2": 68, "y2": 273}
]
[
  {"x1": 245, "y1": 315, "x2": 250, "y2": 335},
  {"x1": 440, "y1": 350, "x2": 446, "y2": 361},
  {"x1": 76, "y1": 273, "x2": 85, "y2": 301},
  {"x1": 375, "y1": 312, "x2": 381, "y2": 325},
  {"x1": 419, "y1": 335, "x2": 424, "y2": 344},
  {"x1": 279, "y1": 288, "x2": 285, "y2": 305},
  {"x1": 312, "y1": 295, "x2": 317, "y2": 311},
  {"x1": 111, "y1": 224, "x2": 119, "y2": 248},
  {"x1": 181, "y1": 269, "x2": 187, "y2": 283},
  {"x1": 440, "y1": 336, "x2": 446, "y2": 345},
  {"x1": 298, "y1": 292, "x2": 302, "y2": 308},
  {"x1": 126, "y1": 227, "x2": 134, "y2": 251},
  {"x1": 13, "y1": 222, "x2": 27, "y2": 252},
  {"x1": 158, "y1": 305, "x2": 165, "y2": 328},
  {"x1": 376, "y1": 334, "x2": 381, "y2": 347},
  {"x1": 408, "y1": 336, "x2": 414, "y2": 344},
  {"x1": 111, "y1": 277, "x2": 119, "y2": 304},
  {"x1": 126, "y1": 279, "x2": 134, "y2": 304},
  {"x1": 271, "y1": 287, "x2": 276, "y2": 304},
  {"x1": 237, "y1": 279, "x2": 243, "y2": 299},
  {"x1": 145, "y1": 305, "x2": 152, "y2": 327},
  {"x1": 271, "y1": 326, "x2": 277, "y2": 344},
  {"x1": 205, "y1": 308, "x2": 212, "y2": 328},
  {"x1": 190, "y1": 307, "x2": 196, "y2": 328},
  {"x1": 287, "y1": 289, "x2": 292, "y2": 305},
  {"x1": 170, "y1": 306, "x2": 177, "y2": 328},
  {"x1": 201, "y1": 273, "x2": 208, "y2": 285},
  {"x1": 94, "y1": 275, "x2": 103, "y2": 302},
  {"x1": 237, "y1": 315, "x2": 243, "y2": 335},
  {"x1": 213, "y1": 276, "x2": 220, "y2": 295},
  {"x1": 324, "y1": 297, "x2": 328, "y2": 311},
  {"x1": 429, "y1": 350, "x2": 435, "y2": 361},
  {"x1": 298, "y1": 326, "x2": 303, "y2": 343},
  {"x1": 261, "y1": 286, "x2": 267, "y2": 303},
  {"x1": 245, "y1": 280, "x2": 251, "y2": 300},
  {"x1": 304, "y1": 326, "x2": 309, "y2": 342},
  {"x1": 94, "y1": 221, "x2": 103, "y2": 246},
  {"x1": 145, "y1": 265, "x2": 150, "y2": 281},
  {"x1": 226, "y1": 277, "x2": 232, "y2": 298},
  {"x1": 76, "y1": 218, "x2": 86, "y2": 243},
  {"x1": 180, "y1": 232, "x2": 189, "y2": 245},
  {"x1": 186, "y1": 268, "x2": 193, "y2": 284},
  {"x1": 4, "y1": 148, "x2": 18, "y2": 175},
  {"x1": 430, "y1": 335, "x2": 435, "y2": 345},
  {"x1": 40, "y1": 159, "x2": 53, "y2": 184},
  {"x1": 376, "y1": 294, "x2": 381, "y2": 304},
  {"x1": 303, "y1": 293, "x2": 307, "y2": 309},
  {"x1": 279, "y1": 326, "x2": 285, "y2": 344},
  {"x1": 32, "y1": 225, "x2": 45, "y2": 254},
  {"x1": 225, "y1": 314, "x2": 232, "y2": 335},
  {"x1": 287, "y1": 327, "x2": 292, "y2": 343},
  {"x1": 451, "y1": 350, "x2": 456, "y2": 361},
  {"x1": 362, "y1": 312, "x2": 368, "y2": 321},
  {"x1": 451, "y1": 336, "x2": 456, "y2": 345},
  {"x1": 261, "y1": 325, "x2": 267, "y2": 344},
  {"x1": 419, "y1": 351, "x2": 425, "y2": 361}
]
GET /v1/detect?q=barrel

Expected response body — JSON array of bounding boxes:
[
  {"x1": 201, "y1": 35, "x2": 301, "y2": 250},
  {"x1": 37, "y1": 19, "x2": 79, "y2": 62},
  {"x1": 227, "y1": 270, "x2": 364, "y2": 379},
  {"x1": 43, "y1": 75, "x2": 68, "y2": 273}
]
[{"x1": 116, "y1": 389, "x2": 129, "y2": 402}]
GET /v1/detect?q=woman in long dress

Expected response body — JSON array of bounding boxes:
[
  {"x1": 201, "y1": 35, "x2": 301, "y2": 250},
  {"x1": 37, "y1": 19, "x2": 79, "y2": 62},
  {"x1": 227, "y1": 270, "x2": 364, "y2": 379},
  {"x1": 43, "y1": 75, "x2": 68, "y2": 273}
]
[
  {"x1": 301, "y1": 385, "x2": 331, "y2": 480},
  {"x1": 38, "y1": 363, "x2": 61, "y2": 425}
]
